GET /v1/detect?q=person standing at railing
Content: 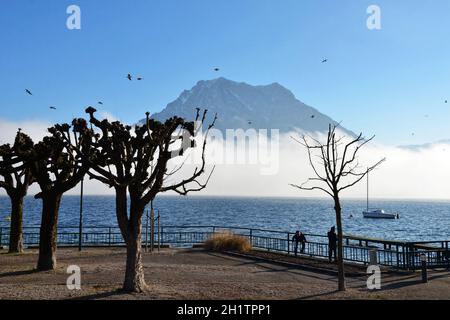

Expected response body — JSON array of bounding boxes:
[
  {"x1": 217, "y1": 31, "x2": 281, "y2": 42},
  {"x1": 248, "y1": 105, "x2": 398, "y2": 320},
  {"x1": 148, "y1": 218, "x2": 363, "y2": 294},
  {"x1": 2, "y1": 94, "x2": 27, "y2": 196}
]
[
  {"x1": 327, "y1": 226, "x2": 338, "y2": 263},
  {"x1": 292, "y1": 230, "x2": 307, "y2": 256}
]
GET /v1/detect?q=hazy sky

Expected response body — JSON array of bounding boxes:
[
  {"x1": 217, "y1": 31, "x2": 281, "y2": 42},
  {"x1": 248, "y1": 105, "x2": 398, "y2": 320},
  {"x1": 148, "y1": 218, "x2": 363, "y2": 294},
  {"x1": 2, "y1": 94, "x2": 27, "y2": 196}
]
[{"x1": 1, "y1": 0, "x2": 449, "y2": 146}]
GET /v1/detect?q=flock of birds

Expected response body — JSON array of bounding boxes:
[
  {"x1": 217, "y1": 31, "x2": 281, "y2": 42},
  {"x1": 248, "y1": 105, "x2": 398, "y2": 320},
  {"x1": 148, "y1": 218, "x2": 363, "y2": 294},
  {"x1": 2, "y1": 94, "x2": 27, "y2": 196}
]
[
  {"x1": 24, "y1": 72, "x2": 146, "y2": 110},
  {"x1": 22, "y1": 61, "x2": 448, "y2": 137}
]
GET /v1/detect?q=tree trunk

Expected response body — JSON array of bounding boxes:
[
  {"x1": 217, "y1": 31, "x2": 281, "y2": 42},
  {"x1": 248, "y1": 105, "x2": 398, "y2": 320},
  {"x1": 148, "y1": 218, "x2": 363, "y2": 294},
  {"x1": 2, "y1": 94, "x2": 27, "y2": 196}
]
[
  {"x1": 334, "y1": 197, "x2": 346, "y2": 291},
  {"x1": 123, "y1": 215, "x2": 147, "y2": 292},
  {"x1": 8, "y1": 195, "x2": 24, "y2": 253},
  {"x1": 37, "y1": 193, "x2": 62, "y2": 271}
]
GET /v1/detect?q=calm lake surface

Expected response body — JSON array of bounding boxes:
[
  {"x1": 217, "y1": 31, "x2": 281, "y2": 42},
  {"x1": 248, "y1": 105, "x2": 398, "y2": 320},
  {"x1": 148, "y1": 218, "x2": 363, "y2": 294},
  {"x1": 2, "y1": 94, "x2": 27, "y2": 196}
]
[{"x1": 0, "y1": 196, "x2": 449, "y2": 242}]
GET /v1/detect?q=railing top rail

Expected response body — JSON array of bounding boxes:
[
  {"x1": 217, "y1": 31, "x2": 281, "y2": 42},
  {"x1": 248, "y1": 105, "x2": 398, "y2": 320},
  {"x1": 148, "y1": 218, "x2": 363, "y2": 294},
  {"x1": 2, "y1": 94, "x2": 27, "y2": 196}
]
[
  {"x1": 409, "y1": 240, "x2": 449, "y2": 245},
  {"x1": 160, "y1": 225, "x2": 291, "y2": 234},
  {"x1": 1, "y1": 225, "x2": 121, "y2": 230},
  {"x1": 1, "y1": 224, "x2": 449, "y2": 246},
  {"x1": 342, "y1": 234, "x2": 409, "y2": 245},
  {"x1": 160, "y1": 225, "x2": 331, "y2": 238}
]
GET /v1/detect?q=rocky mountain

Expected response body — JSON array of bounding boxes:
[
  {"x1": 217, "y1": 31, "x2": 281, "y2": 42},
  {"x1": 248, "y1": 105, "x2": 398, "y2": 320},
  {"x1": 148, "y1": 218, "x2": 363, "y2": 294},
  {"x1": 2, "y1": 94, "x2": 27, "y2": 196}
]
[{"x1": 141, "y1": 77, "x2": 354, "y2": 135}]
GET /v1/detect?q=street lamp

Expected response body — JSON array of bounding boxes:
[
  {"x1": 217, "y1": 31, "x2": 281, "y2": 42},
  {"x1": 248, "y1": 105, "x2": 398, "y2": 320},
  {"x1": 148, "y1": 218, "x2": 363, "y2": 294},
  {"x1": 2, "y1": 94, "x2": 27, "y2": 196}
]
[{"x1": 78, "y1": 177, "x2": 84, "y2": 251}]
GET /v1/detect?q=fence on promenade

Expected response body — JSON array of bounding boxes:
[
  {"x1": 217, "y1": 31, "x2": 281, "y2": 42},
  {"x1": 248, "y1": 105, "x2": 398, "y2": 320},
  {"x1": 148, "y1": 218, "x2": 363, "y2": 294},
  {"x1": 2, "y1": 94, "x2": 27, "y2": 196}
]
[{"x1": 1, "y1": 224, "x2": 449, "y2": 271}]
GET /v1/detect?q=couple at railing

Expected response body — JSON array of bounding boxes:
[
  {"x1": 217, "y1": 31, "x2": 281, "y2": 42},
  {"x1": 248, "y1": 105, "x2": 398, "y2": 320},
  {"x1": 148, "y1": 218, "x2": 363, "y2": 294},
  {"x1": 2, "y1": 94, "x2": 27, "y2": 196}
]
[{"x1": 292, "y1": 226, "x2": 338, "y2": 263}]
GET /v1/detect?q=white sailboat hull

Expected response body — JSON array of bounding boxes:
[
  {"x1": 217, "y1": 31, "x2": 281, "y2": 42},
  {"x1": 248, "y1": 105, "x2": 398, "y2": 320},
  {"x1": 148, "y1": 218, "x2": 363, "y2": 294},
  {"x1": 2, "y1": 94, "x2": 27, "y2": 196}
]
[{"x1": 362, "y1": 210, "x2": 398, "y2": 219}]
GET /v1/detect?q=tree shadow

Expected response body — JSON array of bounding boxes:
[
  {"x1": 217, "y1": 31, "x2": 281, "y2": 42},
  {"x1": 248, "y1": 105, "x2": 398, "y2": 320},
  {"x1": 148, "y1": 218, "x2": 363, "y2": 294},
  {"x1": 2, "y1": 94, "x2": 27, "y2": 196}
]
[
  {"x1": 379, "y1": 278, "x2": 423, "y2": 291},
  {"x1": 69, "y1": 288, "x2": 126, "y2": 300},
  {"x1": 294, "y1": 289, "x2": 340, "y2": 300},
  {"x1": 0, "y1": 269, "x2": 39, "y2": 278},
  {"x1": 378, "y1": 271, "x2": 450, "y2": 291},
  {"x1": 429, "y1": 272, "x2": 450, "y2": 281}
]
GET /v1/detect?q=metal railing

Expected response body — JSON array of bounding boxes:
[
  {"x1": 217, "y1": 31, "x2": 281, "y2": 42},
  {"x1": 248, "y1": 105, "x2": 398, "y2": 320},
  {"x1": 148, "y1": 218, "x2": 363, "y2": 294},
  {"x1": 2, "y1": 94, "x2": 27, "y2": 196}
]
[{"x1": 1, "y1": 225, "x2": 449, "y2": 270}]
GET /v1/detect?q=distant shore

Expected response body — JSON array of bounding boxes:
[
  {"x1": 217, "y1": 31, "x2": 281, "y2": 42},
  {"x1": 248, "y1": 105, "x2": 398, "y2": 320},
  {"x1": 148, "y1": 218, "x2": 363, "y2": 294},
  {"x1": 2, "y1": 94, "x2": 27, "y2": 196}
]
[{"x1": 1, "y1": 247, "x2": 449, "y2": 300}]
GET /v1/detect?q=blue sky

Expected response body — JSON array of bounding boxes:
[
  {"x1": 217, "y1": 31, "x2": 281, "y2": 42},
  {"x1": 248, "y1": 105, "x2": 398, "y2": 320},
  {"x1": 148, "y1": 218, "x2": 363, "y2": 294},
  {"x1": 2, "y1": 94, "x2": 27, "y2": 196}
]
[{"x1": 1, "y1": 0, "x2": 449, "y2": 145}]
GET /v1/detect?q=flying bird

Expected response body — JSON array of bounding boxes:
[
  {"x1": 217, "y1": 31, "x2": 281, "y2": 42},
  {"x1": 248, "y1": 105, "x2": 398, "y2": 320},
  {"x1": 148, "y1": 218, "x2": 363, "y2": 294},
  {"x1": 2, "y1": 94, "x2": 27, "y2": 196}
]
[
  {"x1": 25, "y1": 89, "x2": 32, "y2": 95},
  {"x1": 214, "y1": 67, "x2": 220, "y2": 72},
  {"x1": 445, "y1": 100, "x2": 448, "y2": 104},
  {"x1": 98, "y1": 101, "x2": 103, "y2": 105},
  {"x1": 311, "y1": 115, "x2": 315, "y2": 118},
  {"x1": 49, "y1": 106, "x2": 57, "y2": 110},
  {"x1": 247, "y1": 120, "x2": 252, "y2": 125},
  {"x1": 321, "y1": 59, "x2": 328, "y2": 63},
  {"x1": 137, "y1": 77, "x2": 143, "y2": 81},
  {"x1": 127, "y1": 74, "x2": 132, "y2": 81}
]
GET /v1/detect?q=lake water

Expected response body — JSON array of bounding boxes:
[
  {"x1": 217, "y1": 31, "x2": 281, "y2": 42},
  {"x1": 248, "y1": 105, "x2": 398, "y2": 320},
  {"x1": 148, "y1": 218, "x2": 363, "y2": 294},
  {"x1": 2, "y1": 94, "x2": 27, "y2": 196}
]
[{"x1": 0, "y1": 196, "x2": 449, "y2": 242}]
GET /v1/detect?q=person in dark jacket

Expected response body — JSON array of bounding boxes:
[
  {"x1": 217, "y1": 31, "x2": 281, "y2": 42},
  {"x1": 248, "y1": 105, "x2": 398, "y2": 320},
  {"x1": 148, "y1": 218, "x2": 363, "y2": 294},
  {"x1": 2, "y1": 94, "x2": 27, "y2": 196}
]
[
  {"x1": 292, "y1": 230, "x2": 307, "y2": 256},
  {"x1": 327, "y1": 226, "x2": 337, "y2": 262}
]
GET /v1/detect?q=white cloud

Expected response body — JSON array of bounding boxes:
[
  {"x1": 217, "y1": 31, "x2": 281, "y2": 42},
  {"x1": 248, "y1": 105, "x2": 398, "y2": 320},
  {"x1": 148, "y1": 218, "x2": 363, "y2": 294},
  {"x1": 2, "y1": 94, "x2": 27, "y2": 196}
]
[
  {"x1": 97, "y1": 111, "x2": 118, "y2": 122},
  {"x1": 0, "y1": 118, "x2": 50, "y2": 145},
  {"x1": 184, "y1": 131, "x2": 450, "y2": 200},
  {"x1": 1, "y1": 118, "x2": 450, "y2": 200}
]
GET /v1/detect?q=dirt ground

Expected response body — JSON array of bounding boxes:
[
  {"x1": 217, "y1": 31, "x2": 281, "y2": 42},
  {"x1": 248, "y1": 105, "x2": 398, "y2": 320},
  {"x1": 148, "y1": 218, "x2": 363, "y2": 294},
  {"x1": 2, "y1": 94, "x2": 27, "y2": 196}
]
[{"x1": 0, "y1": 247, "x2": 449, "y2": 300}]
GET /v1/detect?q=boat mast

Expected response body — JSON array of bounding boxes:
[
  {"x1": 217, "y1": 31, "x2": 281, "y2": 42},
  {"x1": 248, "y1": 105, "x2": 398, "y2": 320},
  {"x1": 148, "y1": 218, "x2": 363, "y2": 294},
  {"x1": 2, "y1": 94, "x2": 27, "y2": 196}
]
[{"x1": 366, "y1": 168, "x2": 369, "y2": 212}]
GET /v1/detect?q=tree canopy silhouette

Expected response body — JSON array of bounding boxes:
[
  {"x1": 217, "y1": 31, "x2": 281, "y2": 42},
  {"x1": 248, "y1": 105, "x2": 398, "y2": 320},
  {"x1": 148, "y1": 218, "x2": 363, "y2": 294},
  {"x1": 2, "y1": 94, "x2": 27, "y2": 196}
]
[
  {"x1": 29, "y1": 119, "x2": 95, "y2": 270},
  {"x1": 82, "y1": 107, "x2": 216, "y2": 292},
  {"x1": 0, "y1": 131, "x2": 35, "y2": 253}
]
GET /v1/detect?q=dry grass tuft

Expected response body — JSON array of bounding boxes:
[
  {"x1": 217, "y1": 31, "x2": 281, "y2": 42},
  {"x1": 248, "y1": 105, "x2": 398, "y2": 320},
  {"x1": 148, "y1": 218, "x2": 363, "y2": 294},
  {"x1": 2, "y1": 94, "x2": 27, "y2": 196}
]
[{"x1": 204, "y1": 231, "x2": 252, "y2": 252}]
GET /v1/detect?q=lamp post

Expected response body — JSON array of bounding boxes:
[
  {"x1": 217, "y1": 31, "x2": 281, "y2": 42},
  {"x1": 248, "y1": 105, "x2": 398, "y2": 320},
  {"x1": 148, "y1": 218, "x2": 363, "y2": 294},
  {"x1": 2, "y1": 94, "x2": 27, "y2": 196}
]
[{"x1": 78, "y1": 177, "x2": 84, "y2": 251}]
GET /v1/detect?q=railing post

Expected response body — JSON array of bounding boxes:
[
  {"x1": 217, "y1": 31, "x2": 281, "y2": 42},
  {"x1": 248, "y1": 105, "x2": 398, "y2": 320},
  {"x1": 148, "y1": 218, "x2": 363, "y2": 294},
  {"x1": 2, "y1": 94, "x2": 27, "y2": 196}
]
[
  {"x1": 249, "y1": 229, "x2": 253, "y2": 246},
  {"x1": 287, "y1": 233, "x2": 290, "y2": 255},
  {"x1": 150, "y1": 209, "x2": 155, "y2": 252},
  {"x1": 402, "y1": 244, "x2": 407, "y2": 269},
  {"x1": 0, "y1": 227, "x2": 2, "y2": 248},
  {"x1": 108, "y1": 227, "x2": 112, "y2": 246},
  {"x1": 396, "y1": 245, "x2": 399, "y2": 268},
  {"x1": 145, "y1": 210, "x2": 149, "y2": 252},
  {"x1": 157, "y1": 210, "x2": 160, "y2": 252},
  {"x1": 410, "y1": 245, "x2": 415, "y2": 271},
  {"x1": 446, "y1": 241, "x2": 449, "y2": 269}
]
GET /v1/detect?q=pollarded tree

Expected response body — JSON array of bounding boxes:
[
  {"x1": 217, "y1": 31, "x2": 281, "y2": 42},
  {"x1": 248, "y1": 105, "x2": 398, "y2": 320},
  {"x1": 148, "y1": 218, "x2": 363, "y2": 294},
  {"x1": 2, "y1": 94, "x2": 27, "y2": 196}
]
[
  {"x1": 83, "y1": 107, "x2": 216, "y2": 292},
  {"x1": 29, "y1": 119, "x2": 94, "y2": 270},
  {"x1": 290, "y1": 124, "x2": 384, "y2": 291},
  {"x1": 0, "y1": 131, "x2": 35, "y2": 253}
]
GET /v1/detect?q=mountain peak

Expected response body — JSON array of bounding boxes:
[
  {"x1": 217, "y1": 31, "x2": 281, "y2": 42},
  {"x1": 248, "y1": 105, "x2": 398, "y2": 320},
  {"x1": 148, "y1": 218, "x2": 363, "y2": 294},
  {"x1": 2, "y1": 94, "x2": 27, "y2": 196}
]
[{"x1": 144, "y1": 78, "x2": 353, "y2": 135}]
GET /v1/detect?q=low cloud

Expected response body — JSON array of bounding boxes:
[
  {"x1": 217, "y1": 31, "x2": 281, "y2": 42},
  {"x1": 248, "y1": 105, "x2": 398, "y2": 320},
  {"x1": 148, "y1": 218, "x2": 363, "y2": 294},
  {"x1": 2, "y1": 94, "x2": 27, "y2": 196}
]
[
  {"x1": 190, "y1": 131, "x2": 450, "y2": 200},
  {"x1": 1, "y1": 119, "x2": 450, "y2": 200},
  {"x1": 0, "y1": 118, "x2": 50, "y2": 145},
  {"x1": 97, "y1": 111, "x2": 118, "y2": 122}
]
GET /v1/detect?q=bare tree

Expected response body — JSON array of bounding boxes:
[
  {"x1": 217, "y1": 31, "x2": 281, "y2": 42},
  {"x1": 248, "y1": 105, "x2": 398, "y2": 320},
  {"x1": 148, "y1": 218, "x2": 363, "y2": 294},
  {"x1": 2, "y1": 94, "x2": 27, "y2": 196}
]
[
  {"x1": 29, "y1": 119, "x2": 94, "y2": 270},
  {"x1": 0, "y1": 131, "x2": 35, "y2": 253},
  {"x1": 290, "y1": 124, "x2": 384, "y2": 291},
  {"x1": 83, "y1": 107, "x2": 216, "y2": 292}
]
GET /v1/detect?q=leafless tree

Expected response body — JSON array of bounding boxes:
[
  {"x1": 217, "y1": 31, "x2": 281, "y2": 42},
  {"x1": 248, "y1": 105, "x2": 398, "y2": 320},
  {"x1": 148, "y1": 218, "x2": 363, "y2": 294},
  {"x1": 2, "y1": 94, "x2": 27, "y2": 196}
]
[
  {"x1": 290, "y1": 124, "x2": 384, "y2": 291},
  {"x1": 82, "y1": 107, "x2": 216, "y2": 292},
  {"x1": 0, "y1": 131, "x2": 35, "y2": 253}
]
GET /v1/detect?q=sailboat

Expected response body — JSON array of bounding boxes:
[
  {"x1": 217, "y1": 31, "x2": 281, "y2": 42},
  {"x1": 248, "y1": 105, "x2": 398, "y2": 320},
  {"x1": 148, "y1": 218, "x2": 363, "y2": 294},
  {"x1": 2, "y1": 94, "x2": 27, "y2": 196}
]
[{"x1": 362, "y1": 169, "x2": 399, "y2": 219}]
